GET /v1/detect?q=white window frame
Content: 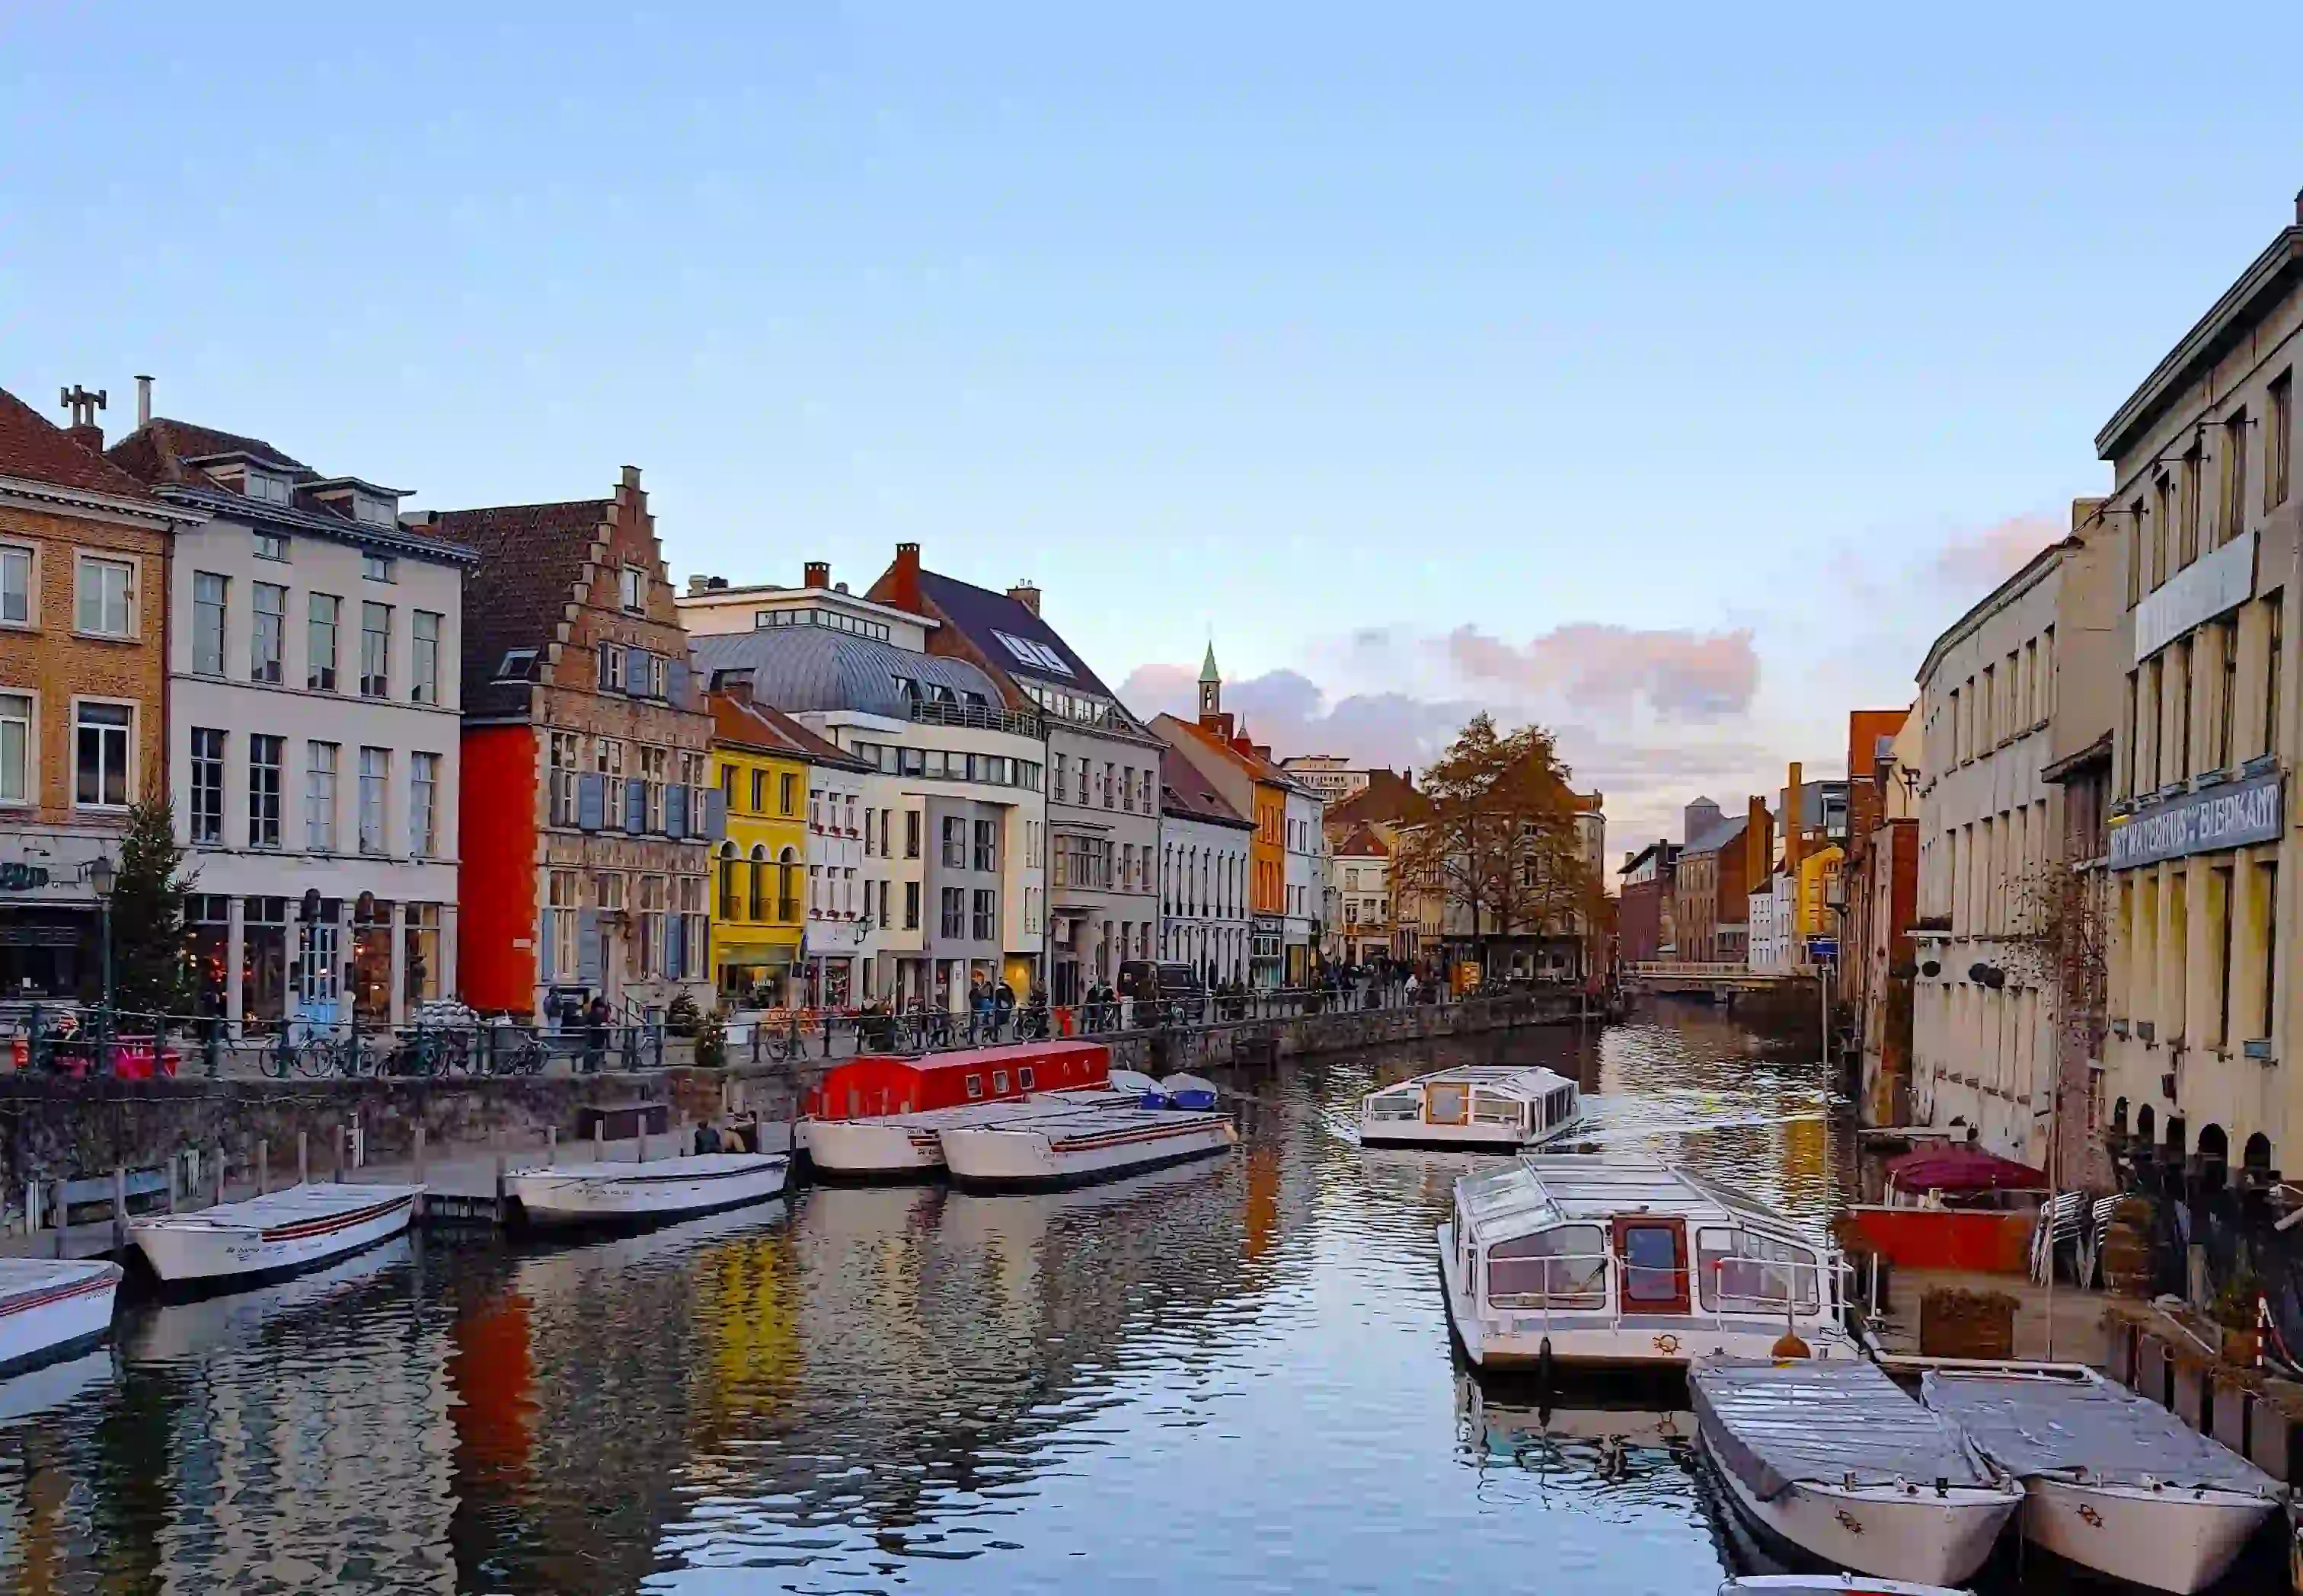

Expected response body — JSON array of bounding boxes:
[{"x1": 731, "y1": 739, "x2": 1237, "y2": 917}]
[
  {"x1": 363, "y1": 552, "x2": 396, "y2": 583},
  {"x1": 0, "y1": 544, "x2": 37, "y2": 629},
  {"x1": 0, "y1": 688, "x2": 34, "y2": 808},
  {"x1": 188, "y1": 726, "x2": 225, "y2": 843},
  {"x1": 191, "y1": 570, "x2": 228, "y2": 676},
  {"x1": 620, "y1": 564, "x2": 647, "y2": 613},
  {"x1": 253, "y1": 530, "x2": 290, "y2": 562},
  {"x1": 359, "y1": 745, "x2": 390, "y2": 854},
  {"x1": 411, "y1": 610, "x2": 442, "y2": 704},
  {"x1": 306, "y1": 741, "x2": 339, "y2": 853},
  {"x1": 410, "y1": 751, "x2": 439, "y2": 858},
  {"x1": 73, "y1": 552, "x2": 136, "y2": 640},
  {"x1": 69, "y1": 695, "x2": 136, "y2": 812},
  {"x1": 308, "y1": 592, "x2": 340, "y2": 691}
]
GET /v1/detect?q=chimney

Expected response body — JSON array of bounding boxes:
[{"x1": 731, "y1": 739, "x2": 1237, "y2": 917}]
[
  {"x1": 135, "y1": 375, "x2": 152, "y2": 429},
  {"x1": 1746, "y1": 795, "x2": 1773, "y2": 890},
  {"x1": 58, "y1": 383, "x2": 105, "y2": 455},
  {"x1": 710, "y1": 666, "x2": 757, "y2": 698},
  {"x1": 1008, "y1": 579, "x2": 1041, "y2": 617},
  {"x1": 887, "y1": 541, "x2": 923, "y2": 614},
  {"x1": 686, "y1": 574, "x2": 715, "y2": 596},
  {"x1": 1784, "y1": 761, "x2": 1804, "y2": 876},
  {"x1": 2295, "y1": 187, "x2": 2303, "y2": 226},
  {"x1": 803, "y1": 560, "x2": 830, "y2": 589}
]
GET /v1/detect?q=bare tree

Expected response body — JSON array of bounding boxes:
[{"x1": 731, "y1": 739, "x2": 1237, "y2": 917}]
[{"x1": 2008, "y1": 861, "x2": 2114, "y2": 1188}]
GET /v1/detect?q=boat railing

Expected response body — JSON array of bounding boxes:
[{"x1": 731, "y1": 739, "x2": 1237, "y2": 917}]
[{"x1": 1484, "y1": 1249, "x2": 1842, "y2": 1341}]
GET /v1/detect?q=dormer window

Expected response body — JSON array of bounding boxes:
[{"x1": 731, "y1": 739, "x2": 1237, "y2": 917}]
[
  {"x1": 253, "y1": 531, "x2": 289, "y2": 562},
  {"x1": 494, "y1": 648, "x2": 539, "y2": 682},
  {"x1": 244, "y1": 469, "x2": 293, "y2": 506},
  {"x1": 352, "y1": 493, "x2": 397, "y2": 528}
]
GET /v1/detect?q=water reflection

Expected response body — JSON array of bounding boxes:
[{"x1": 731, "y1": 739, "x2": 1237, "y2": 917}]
[{"x1": 0, "y1": 1012, "x2": 1894, "y2": 1596}]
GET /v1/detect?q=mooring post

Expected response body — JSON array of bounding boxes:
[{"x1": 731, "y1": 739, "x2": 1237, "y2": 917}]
[
  {"x1": 166, "y1": 1153, "x2": 180, "y2": 1214},
  {"x1": 298, "y1": 1130, "x2": 309, "y2": 1188},
  {"x1": 414, "y1": 1125, "x2": 427, "y2": 1187},
  {"x1": 53, "y1": 1178, "x2": 67, "y2": 1258},
  {"x1": 637, "y1": 1118, "x2": 649, "y2": 1163},
  {"x1": 334, "y1": 1125, "x2": 347, "y2": 1184},
  {"x1": 257, "y1": 1138, "x2": 269, "y2": 1195},
  {"x1": 24, "y1": 1180, "x2": 37, "y2": 1237},
  {"x1": 212, "y1": 1147, "x2": 225, "y2": 1208},
  {"x1": 111, "y1": 1167, "x2": 128, "y2": 1253},
  {"x1": 593, "y1": 1118, "x2": 605, "y2": 1163},
  {"x1": 546, "y1": 1125, "x2": 557, "y2": 1163},
  {"x1": 492, "y1": 1128, "x2": 507, "y2": 1223}
]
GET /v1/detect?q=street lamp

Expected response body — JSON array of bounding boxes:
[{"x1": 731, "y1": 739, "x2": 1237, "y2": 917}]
[{"x1": 87, "y1": 854, "x2": 117, "y2": 1042}]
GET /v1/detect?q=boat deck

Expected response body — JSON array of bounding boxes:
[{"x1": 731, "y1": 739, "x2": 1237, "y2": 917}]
[
  {"x1": 1921, "y1": 1368, "x2": 2284, "y2": 1492},
  {"x1": 135, "y1": 1183, "x2": 420, "y2": 1235},
  {"x1": 1691, "y1": 1357, "x2": 2001, "y2": 1495}
]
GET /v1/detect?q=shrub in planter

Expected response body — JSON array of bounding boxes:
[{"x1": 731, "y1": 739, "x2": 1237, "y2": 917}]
[
  {"x1": 666, "y1": 990, "x2": 704, "y2": 1039},
  {"x1": 694, "y1": 1006, "x2": 728, "y2": 1069}
]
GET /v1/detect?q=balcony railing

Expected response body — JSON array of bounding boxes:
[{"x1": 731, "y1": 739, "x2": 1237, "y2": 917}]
[{"x1": 906, "y1": 700, "x2": 1043, "y2": 737}]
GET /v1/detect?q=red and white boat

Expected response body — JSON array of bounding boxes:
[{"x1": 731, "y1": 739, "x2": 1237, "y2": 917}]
[
  {"x1": 801, "y1": 1041, "x2": 1116, "y2": 1179},
  {"x1": 130, "y1": 1183, "x2": 421, "y2": 1287},
  {"x1": 0, "y1": 1258, "x2": 121, "y2": 1376}
]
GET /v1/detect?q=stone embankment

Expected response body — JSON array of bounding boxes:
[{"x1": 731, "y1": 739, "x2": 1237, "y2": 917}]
[{"x1": 0, "y1": 989, "x2": 1591, "y2": 1216}]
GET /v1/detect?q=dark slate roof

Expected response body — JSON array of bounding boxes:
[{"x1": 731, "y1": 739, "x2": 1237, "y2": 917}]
[
  {"x1": 1333, "y1": 820, "x2": 1392, "y2": 858},
  {"x1": 913, "y1": 569, "x2": 1124, "y2": 701},
  {"x1": 708, "y1": 691, "x2": 873, "y2": 772},
  {"x1": 1685, "y1": 816, "x2": 1751, "y2": 858},
  {"x1": 690, "y1": 627, "x2": 1001, "y2": 720},
  {"x1": 0, "y1": 388, "x2": 169, "y2": 502},
  {"x1": 107, "y1": 417, "x2": 309, "y2": 486},
  {"x1": 429, "y1": 499, "x2": 611, "y2": 721},
  {"x1": 1160, "y1": 744, "x2": 1253, "y2": 829}
]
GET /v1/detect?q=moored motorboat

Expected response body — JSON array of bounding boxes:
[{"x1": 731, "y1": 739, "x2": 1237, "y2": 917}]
[
  {"x1": 0, "y1": 1257, "x2": 123, "y2": 1377},
  {"x1": 130, "y1": 1183, "x2": 420, "y2": 1287},
  {"x1": 1690, "y1": 1356, "x2": 2021, "y2": 1586},
  {"x1": 804, "y1": 1088, "x2": 1139, "y2": 1181},
  {"x1": 1439, "y1": 1155, "x2": 1854, "y2": 1371},
  {"x1": 1360, "y1": 1064, "x2": 1581, "y2": 1151},
  {"x1": 1718, "y1": 1578, "x2": 1976, "y2": 1596},
  {"x1": 1920, "y1": 1366, "x2": 2285, "y2": 1593},
  {"x1": 505, "y1": 1152, "x2": 791, "y2": 1227},
  {"x1": 1161, "y1": 1073, "x2": 1221, "y2": 1110},
  {"x1": 941, "y1": 1105, "x2": 1238, "y2": 1192}
]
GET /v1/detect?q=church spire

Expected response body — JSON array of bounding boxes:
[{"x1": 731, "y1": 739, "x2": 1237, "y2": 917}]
[{"x1": 1198, "y1": 640, "x2": 1222, "y2": 717}]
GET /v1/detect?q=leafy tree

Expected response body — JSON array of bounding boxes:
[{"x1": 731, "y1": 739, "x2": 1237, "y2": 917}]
[
  {"x1": 1392, "y1": 714, "x2": 1595, "y2": 973},
  {"x1": 108, "y1": 796, "x2": 196, "y2": 1020}
]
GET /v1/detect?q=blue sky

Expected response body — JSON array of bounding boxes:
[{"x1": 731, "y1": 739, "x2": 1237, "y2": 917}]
[{"x1": 7, "y1": 4, "x2": 2302, "y2": 845}]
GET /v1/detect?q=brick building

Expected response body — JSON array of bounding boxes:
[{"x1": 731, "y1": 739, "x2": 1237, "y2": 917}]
[
  {"x1": 428, "y1": 469, "x2": 714, "y2": 1021},
  {"x1": 1616, "y1": 839, "x2": 1679, "y2": 963},
  {"x1": 1671, "y1": 796, "x2": 1769, "y2": 965},
  {"x1": 0, "y1": 386, "x2": 193, "y2": 1000}
]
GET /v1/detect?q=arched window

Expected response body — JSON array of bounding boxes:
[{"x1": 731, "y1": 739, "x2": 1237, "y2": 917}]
[
  {"x1": 2244, "y1": 1132, "x2": 2274, "y2": 1173},
  {"x1": 2111, "y1": 1096, "x2": 2129, "y2": 1137},
  {"x1": 2137, "y1": 1104, "x2": 2155, "y2": 1142},
  {"x1": 2164, "y1": 1116, "x2": 2187, "y2": 1160},
  {"x1": 717, "y1": 841, "x2": 740, "y2": 920},
  {"x1": 778, "y1": 847, "x2": 800, "y2": 921},
  {"x1": 749, "y1": 843, "x2": 769, "y2": 921},
  {"x1": 2197, "y1": 1123, "x2": 2228, "y2": 1168}
]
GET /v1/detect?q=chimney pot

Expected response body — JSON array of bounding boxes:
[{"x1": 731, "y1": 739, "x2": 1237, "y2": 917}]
[
  {"x1": 62, "y1": 423, "x2": 104, "y2": 455},
  {"x1": 1008, "y1": 579, "x2": 1042, "y2": 617},
  {"x1": 887, "y1": 542, "x2": 925, "y2": 614},
  {"x1": 803, "y1": 560, "x2": 830, "y2": 589},
  {"x1": 135, "y1": 375, "x2": 152, "y2": 429},
  {"x1": 687, "y1": 574, "x2": 712, "y2": 595},
  {"x1": 2295, "y1": 187, "x2": 2303, "y2": 226}
]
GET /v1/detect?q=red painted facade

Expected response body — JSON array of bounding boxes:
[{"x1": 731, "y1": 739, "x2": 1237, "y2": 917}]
[
  {"x1": 807, "y1": 1042, "x2": 1110, "y2": 1119},
  {"x1": 458, "y1": 724, "x2": 541, "y2": 1011}
]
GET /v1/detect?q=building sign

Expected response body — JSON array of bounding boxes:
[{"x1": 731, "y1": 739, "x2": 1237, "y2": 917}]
[
  {"x1": 0, "y1": 863, "x2": 50, "y2": 892},
  {"x1": 2135, "y1": 529, "x2": 2255, "y2": 663},
  {"x1": 1806, "y1": 937, "x2": 1838, "y2": 963},
  {"x1": 2109, "y1": 771, "x2": 2282, "y2": 870}
]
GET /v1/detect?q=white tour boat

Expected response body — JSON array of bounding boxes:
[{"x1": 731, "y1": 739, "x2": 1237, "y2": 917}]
[
  {"x1": 130, "y1": 1183, "x2": 420, "y2": 1287},
  {"x1": 1439, "y1": 1155, "x2": 1854, "y2": 1371},
  {"x1": 0, "y1": 1258, "x2": 122, "y2": 1376},
  {"x1": 806, "y1": 1089, "x2": 1141, "y2": 1180},
  {"x1": 1719, "y1": 1578, "x2": 1976, "y2": 1596},
  {"x1": 1921, "y1": 1365, "x2": 2285, "y2": 1594},
  {"x1": 505, "y1": 1151, "x2": 791, "y2": 1227},
  {"x1": 1690, "y1": 1356, "x2": 2022, "y2": 1586},
  {"x1": 941, "y1": 1104, "x2": 1238, "y2": 1192},
  {"x1": 1359, "y1": 1064, "x2": 1582, "y2": 1151}
]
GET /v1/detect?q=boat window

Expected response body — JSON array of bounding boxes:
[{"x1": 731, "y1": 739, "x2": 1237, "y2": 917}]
[
  {"x1": 1019, "y1": 1066, "x2": 1036, "y2": 1090},
  {"x1": 1366, "y1": 1091, "x2": 1422, "y2": 1122},
  {"x1": 993, "y1": 1069, "x2": 1010, "y2": 1094},
  {"x1": 1484, "y1": 1225, "x2": 1606, "y2": 1307},
  {"x1": 965, "y1": 1074, "x2": 983, "y2": 1100},
  {"x1": 1426, "y1": 1082, "x2": 1469, "y2": 1125},
  {"x1": 1696, "y1": 1227, "x2": 1819, "y2": 1313},
  {"x1": 1471, "y1": 1090, "x2": 1519, "y2": 1125},
  {"x1": 1619, "y1": 1225, "x2": 1684, "y2": 1306}
]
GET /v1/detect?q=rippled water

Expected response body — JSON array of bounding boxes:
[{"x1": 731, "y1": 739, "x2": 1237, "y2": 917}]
[{"x1": 0, "y1": 1009, "x2": 2210, "y2": 1594}]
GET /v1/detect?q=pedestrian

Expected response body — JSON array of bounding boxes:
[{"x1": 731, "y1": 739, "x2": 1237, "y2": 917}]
[{"x1": 583, "y1": 994, "x2": 611, "y2": 1074}]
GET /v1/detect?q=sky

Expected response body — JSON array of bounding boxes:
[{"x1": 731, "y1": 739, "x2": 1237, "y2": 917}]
[{"x1": 7, "y1": 4, "x2": 2303, "y2": 851}]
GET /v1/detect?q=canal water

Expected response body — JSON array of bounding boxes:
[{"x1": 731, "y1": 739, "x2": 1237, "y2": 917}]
[{"x1": 0, "y1": 1008, "x2": 2206, "y2": 1594}]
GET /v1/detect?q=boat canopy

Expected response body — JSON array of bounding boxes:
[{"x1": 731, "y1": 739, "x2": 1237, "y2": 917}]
[
  {"x1": 1921, "y1": 1371, "x2": 2285, "y2": 1495},
  {"x1": 1691, "y1": 1358, "x2": 1998, "y2": 1501},
  {"x1": 1369, "y1": 1064, "x2": 1574, "y2": 1109},
  {"x1": 1884, "y1": 1145, "x2": 2046, "y2": 1196}
]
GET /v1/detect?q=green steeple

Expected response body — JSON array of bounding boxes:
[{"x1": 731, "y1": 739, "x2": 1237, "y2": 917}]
[{"x1": 1199, "y1": 641, "x2": 1221, "y2": 684}]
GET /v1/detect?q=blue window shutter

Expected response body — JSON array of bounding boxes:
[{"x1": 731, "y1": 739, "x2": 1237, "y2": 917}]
[
  {"x1": 624, "y1": 777, "x2": 647, "y2": 834},
  {"x1": 666, "y1": 784, "x2": 690, "y2": 838},
  {"x1": 627, "y1": 646, "x2": 650, "y2": 696},
  {"x1": 703, "y1": 788, "x2": 727, "y2": 841},
  {"x1": 668, "y1": 656, "x2": 693, "y2": 710},
  {"x1": 664, "y1": 915, "x2": 684, "y2": 978},
  {"x1": 539, "y1": 911, "x2": 557, "y2": 982},
  {"x1": 577, "y1": 772, "x2": 605, "y2": 832},
  {"x1": 576, "y1": 909, "x2": 601, "y2": 984}
]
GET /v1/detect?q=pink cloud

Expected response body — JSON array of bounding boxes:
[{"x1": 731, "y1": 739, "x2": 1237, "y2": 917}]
[
  {"x1": 1445, "y1": 622, "x2": 1760, "y2": 720},
  {"x1": 1928, "y1": 514, "x2": 2065, "y2": 590}
]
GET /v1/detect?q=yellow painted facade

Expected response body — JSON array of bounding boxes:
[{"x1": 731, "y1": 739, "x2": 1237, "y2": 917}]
[
  {"x1": 1795, "y1": 843, "x2": 1844, "y2": 942},
  {"x1": 710, "y1": 742, "x2": 810, "y2": 1004}
]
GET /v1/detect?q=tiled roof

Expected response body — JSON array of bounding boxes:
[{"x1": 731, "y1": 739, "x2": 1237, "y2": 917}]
[
  {"x1": 0, "y1": 388, "x2": 168, "y2": 502},
  {"x1": 1332, "y1": 821, "x2": 1392, "y2": 858},
  {"x1": 912, "y1": 568, "x2": 1126, "y2": 703},
  {"x1": 429, "y1": 499, "x2": 612, "y2": 720},
  {"x1": 708, "y1": 691, "x2": 873, "y2": 771},
  {"x1": 1325, "y1": 768, "x2": 1427, "y2": 828},
  {"x1": 107, "y1": 417, "x2": 309, "y2": 487},
  {"x1": 690, "y1": 627, "x2": 1002, "y2": 722},
  {"x1": 1160, "y1": 744, "x2": 1253, "y2": 828}
]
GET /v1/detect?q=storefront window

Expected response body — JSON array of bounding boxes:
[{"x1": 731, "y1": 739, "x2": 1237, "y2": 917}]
[
  {"x1": 352, "y1": 899, "x2": 394, "y2": 1023},
  {"x1": 241, "y1": 896, "x2": 287, "y2": 1029},
  {"x1": 404, "y1": 904, "x2": 441, "y2": 1008},
  {"x1": 187, "y1": 895, "x2": 230, "y2": 1017}
]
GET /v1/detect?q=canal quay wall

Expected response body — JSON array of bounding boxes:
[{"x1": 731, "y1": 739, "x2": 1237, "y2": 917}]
[{"x1": 0, "y1": 989, "x2": 1581, "y2": 1215}]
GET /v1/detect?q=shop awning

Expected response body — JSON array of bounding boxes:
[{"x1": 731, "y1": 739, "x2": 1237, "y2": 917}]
[
  {"x1": 1884, "y1": 1144, "x2": 2048, "y2": 1195},
  {"x1": 718, "y1": 942, "x2": 798, "y2": 969}
]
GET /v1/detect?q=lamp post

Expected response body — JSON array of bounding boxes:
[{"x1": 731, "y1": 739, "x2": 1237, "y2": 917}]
[{"x1": 88, "y1": 854, "x2": 117, "y2": 1071}]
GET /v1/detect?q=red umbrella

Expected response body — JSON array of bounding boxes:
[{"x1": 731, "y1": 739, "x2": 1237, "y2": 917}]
[{"x1": 1885, "y1": 1144, "x2": 2048, "y2": 1195}]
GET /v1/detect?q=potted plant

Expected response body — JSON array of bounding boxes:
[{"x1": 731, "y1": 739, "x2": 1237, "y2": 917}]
[{"x1": 2210, "y1": 1272, "x2": 2264, "y2": 1368}]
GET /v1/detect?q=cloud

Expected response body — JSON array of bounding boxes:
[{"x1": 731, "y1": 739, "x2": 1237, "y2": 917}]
[
  {"x1": 1119, "y1": 662, "x2": 1478, "y2": 771},
  {"x1": 1928, "y1": 514, "x2": 2065, "y2": 591},
  {"x1": 1444, "y1": 623, "x2": 1759, "y2": 720}
]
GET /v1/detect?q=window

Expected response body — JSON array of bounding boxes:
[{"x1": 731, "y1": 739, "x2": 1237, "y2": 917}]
[
  {"x1": 973, "y1": 818, "x2": 995, "y2": 872},
  {"x1": 2223, "y1": 410, "x2": 2250, "y2": 544},
  {"x1": 1053, "y1": 752, "x2": 1068, "y2": 803},
  {"x1": 404, "y1": 903, "x2": 442, "y2": 1007},
  {"x1": 548, "y1": 870, "x2": 581, "y2": 982},
  {"x1": 2125, "y1": 504, "x2": 2142, "y2": 609},
  {"x1": 548, "y1": 730, "x2": 581, "y2": 826},
  {"x1": 942, "y1": 816, "x2": 966, "y2": 867},
  {"x1": 598, "y1": 643, "x2": 624, "y2": 694},
  {"x1": 359, "y1": 747, "x2": 388, "y2": 853},
  {"x1": 2266, "y1": 595, "x2": 2285, "y2": 760},
  {"x1": 991, "y1": 629, "x2": 1072, "y2": 675},
  {"x1": 1122, "y1": 766, "x2": 1135, "y2": 812},
  {"x1": 410, "y1": 752, "x2": 439, "y2": 857},
  {"x1": 2273, "y1": 370, "x2": 2294, "y2": 510},
  {"x1": 307, "y1": 594, "x2": 340, "y2": 691},
  {"x1": 0, "y1": 546, "x2": 29, "y2": 626},
  {"x1": 253, "y1": 530, "x2": 289, "y2": 562},
  {"x1": 1104, "y1": 761, "x2": 1116, "y2": 809},
  {"x1": 251, "y1": 582, "x2": 285, "y2": 684},
  {"x1": 640, "y1": 745, "x2": 668, "y2": 833},
  {"x1": 243, "y1": 470, "x2": 292, "y2": 506},
  {"x1": 939, "y1": 886, "x2": 965, "y2": 938},
  {"x1": 67, "y1": 700, "x2": 134, "y2": 810},
  {"x1": 1696, "y1": 1228, "x2": 1819, "y2": 1313},
  {"x1": 1485, "y1": 1226, "x2": 1608, "y2": 1307},
  {"x1": 306, "y1": 742, "x2": 338, "y2": 851},
  {"x1": 411, "y1": 611, "x2": 441, "y2": 704},
  {"x1": 646, "y1": 653, "x2": 669, "y2": 699},
  {"x1": 2180, "y1": 439, "x2": 2202, "y2": 568},
  {"x1": 775, "y1": 770, "x2": 797, "y2": 815},
  {"x1": 248, "y1": 733, "x2": 283, "y2": 845},
  {"x1": 179, "y1": 726, "x2": 225, "y2": 841},
  {"x1": 75, "y1": 556, "x2": 133, "y2": 637},
  {"x1": 637, "y1": 875, "x2": 665, "y2": 976},
  {"x1": 905, "y1": 881, "x2": 922, "y2": 929},
  {"x1": 193, "y1": 573, "x2": 227, "y2": 674},
  {"x1": 620, "y1": 564, "x2": 647, "y2": 613},
  {"x1": 677, "y1": 876, "x2": 708, "y2": 980},
  {"x1": 2216, "y1": 619, "x2": 2238, "y2": 771},
  {"x1": 363, "y1": 553, "x2": 395, "y2": 583},
  {"x1": 360, "y1": 602, "x2": 391, "y2": 697},
  {"x1": 594, "y1": 735, "x2": 624, "y2": 786},
  {"x1": 971, "y1": 889, "x2": 995, "y2": 940},
  {"x1": 877, "y1": 879, "x2": 890, "y2": 927}
]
